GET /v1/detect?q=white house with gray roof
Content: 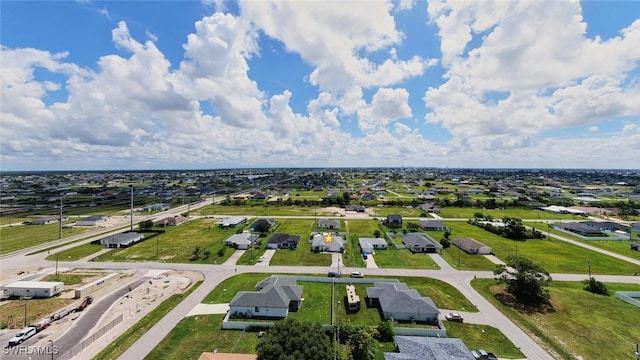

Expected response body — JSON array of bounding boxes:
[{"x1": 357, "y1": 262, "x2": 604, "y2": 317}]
[
  {"x1": 385, "y1": 336, "x2": 474, "y2": 360},
  {"x1": 224, "y1": 233, "x2": 259, "y2": 250},
  {"x1": 219, "y1": 216, "x2": 247, "y2": 228},
  {"x1": 318, "y1": 218, "x2": 340, "y2": 229},
  {"x1": 311, "y1": 233, "x2": 345, "y2": 252},
  {"x1": 359, "y1": 238, "x2": 388, "y2": 254},
  {"x1": 366, "y1": 282, "x2": 439, "y2": 322},
  {"x1": 228, "y1": 277, "x2": 303, "y2": 318}
]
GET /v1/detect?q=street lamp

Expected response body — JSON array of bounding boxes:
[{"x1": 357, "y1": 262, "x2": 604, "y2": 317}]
[
  {"x1": 129, "y1": 185, "x2": 134, "y2": 231},
  {"x1": 49, "y1": 339, "x2": 54, "y2": 360}
]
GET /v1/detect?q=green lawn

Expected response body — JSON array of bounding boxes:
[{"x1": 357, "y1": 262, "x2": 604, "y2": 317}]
[
  {"x1": 443, "y1": 221, "x2": 640, "y2": 275},
  {"x1": 372, "y1": 246, "x2": 440, "y2": 270},
  {"x1": 440, "y1": 245, "x2": 496, "y2": 271},
  {"x1": 196, "y1": 204, "x2": 319, "y2": 217},
  {"x1": 472, "y1": 279, "x2": 640, "y2": 360},
  {"x1": 91, "y1": 218, "x2": 239, "y2": 264},
  {"x1": 438, "y1": 207, "x2": 582, "y2": 220},
  {"x1": 269, "y1": 219, "x2": 331, "y2": 266},
  {"x1": 527, "y1": 221, "x2": 640, "y2": 261},
  {"x1": 0, "y1": 216, "x2": 28, "y2": 226},
  {"x1": 46, "y1": 243, "x2": 104, "y2": 261},
  {"x1": 0, "y1": 221, "x2": 91, "y2": 254},
  {"x1": 444, "y1": 322, "x2": 524, "y2": 359}
]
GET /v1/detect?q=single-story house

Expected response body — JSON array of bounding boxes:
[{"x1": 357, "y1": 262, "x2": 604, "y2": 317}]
[
  {"x1": 418, "y1": 220, "x2": 448, "y2": 231},
  {"x1": 631, "y1": 242, "x2": 640, "y2": 252},
  {"x1": 155, "y1": 215, "x2": 187, "y2": 227},
  {"x1": 143, "y1": 203, "x2": 170, "y2": 212},
  {"x1": 219, "y1": 216, "x2": 247, "y2": 228},
  {"x1": 552, "y1": 222, "x2": 603, "y2": 236},
  {"x1": 251, "y1": 217, "x2": 276, "y2": 231},
  {"x1": 383, "y1": 214, "x2": 403, "y2": 228},
  {"x1": 224, "y1": 233, "x2": 259, "y2": 250},
  {"x1": 359, "y1": 238, "x2": 388, "y2": 254},
  {"x1": 27, "y1": 215, "x2": 67, "y2": 225},
  {"x1": 541, "y1": 205, "x2": 587, "y2": 216},
  {"x1": 345, "y1": 204, "x2": 367, "y2": 212},
  {"x1": 75, "y1": 215, "x2": 110, "y2": 226},
  {"x1": 366, "y1": 282, "x2": 439, "y2": 322},
  {"x1": 267, "y1": 233, "x2": 300, "y2": 249},
  {"x1": 418, "y1": 203, "x2": 440, "y2": 214},
  {"x1": 452, "y1": 237, "x2": 492, "y2": 255},
  {"x1": 384, "y1": 336, "x2": 475, "y2": 360},
  {"x1": 228, "y1": 276, "x2": 303, "y2": 319},
  {"x1": 251, "y1": 192, "x2": 268, "y2": 201},
  {"x1": 98, "y1": 232, "x2": 144, "y2": 248},
  {"x1": 401, "y1": 233, "x2": 442, "y2": 253},
  {"x1": 311, "y1": 233, "x2": 345, "y2": 253},
  {"x1": 318, "y1": 218, "x2": 340, "y2": 230},
  {"x1": 582, "y1": 221, "x2": 629, "y2": 232}
]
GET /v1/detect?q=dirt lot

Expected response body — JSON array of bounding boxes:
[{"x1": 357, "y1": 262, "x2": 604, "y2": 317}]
[{"x1": 0, "y1": 267, "x2": 203, "y2": 359}]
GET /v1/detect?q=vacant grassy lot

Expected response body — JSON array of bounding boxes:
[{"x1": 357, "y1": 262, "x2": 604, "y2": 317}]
[
  {"x1": 344, "y1": 219, "x2": 380, "y2": 238},
  {"x1": 372, "y1": 245, "x2": 440, "y2": 270},
  {"x1": 440, "y1": 245, "x2": 496, "y2": 271},
  {"x1": 196, "y1": 204, "x2": 318, "y2": 216},
  {"x1": 0, "y1": 298, "x2": 75, "y2": 329},
  {"x1": 445, "y1": 322, "x2": 524, "y2": 359},
  {"x1": 473, "y1": 279, "x2": 640, "y2": 360},
  {"x1": 46, "y1": 243, "x2": 104, "y2": 261},
  {"x1": 0, "y1": 216, "x2": 28, "y2": 226},
  {"x1": 370, "y1": 206, "x2": 423, "y2": 218},
  {"x1": 527, "y1": 221, "x2": 640, "y2": 261},
  {"x1": 443, "y1": 221, "x2": 640, "y2": 275},
  {"x1": 94, "y1": 281, "x2": 202, "y2": 360},
  {"x1": 438, "y1": 207, "x2": 580, "y2": 220},
  {"x1": 0, "y1": 221, "x2": 90, "y2": 254},
  {"x1": 91, "y1": 218, "x2": 239, "y2": 264},
  {"x1": 268, "y1": 219, "x2": 331, "y2": 266}
]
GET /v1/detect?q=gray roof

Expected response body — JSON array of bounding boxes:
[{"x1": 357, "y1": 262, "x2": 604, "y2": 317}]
[
  {"x1": 230, "y1": 277, "x2": 302, "y2": 308},
  {"x1": 268, "y1": 233, "x2": 300, "y2": 245},
  {"x1": 318, "y1": 218, "x2": 340, "y2": 229},
  {"x1": 367, "y1": 282, "x2": 439, "y2": 316},
  {"x1": 418, "y1": 220, "x2": 447, "y2": 229},
  {"x1": 225, "y1": 233, "x2": 259, "y2": 246},
  {"x1": 385, "y1": 336, "x2": 474, "y2": 360},
  {"x1": 452, "y1": 237, "x2": 490, "y2": 250},
  {"x1": 359, "y1": 238, "x2": 388, "y2": 253},
  {"x1": 312, "y1": 233, "x2": 344, "y2": 252},
  {"x1": 99, "y1": 232, "x2": 143, "y2": 245},
  {"x1": 402, "y1": 234, "x2": 441, "y2": 249}
]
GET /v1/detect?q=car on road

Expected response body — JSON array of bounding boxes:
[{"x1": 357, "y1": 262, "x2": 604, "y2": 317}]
[
  {"x1": 8, "y1": 327, "x2": 36, "y2": 347},
  {"x1": 471, "y1": 349, "x2": 498, "y2": 360},
  {"x1": 327, "y1": 271, "x2": 339, "y2": 277},
  {"x1": 257, "y1": 256, "x2": 265, "y2": 263},
  {"x1": 349, "y1": 271, "x2": 364, "y2": 278},
  {"x1": 445, "y1": 312, "x2": 464, "y2": 322}
]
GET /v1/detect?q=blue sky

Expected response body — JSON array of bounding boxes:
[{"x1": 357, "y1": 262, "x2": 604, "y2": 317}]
[{"x1": 1, "y1": 0, "x2": 639, "y2": 171}]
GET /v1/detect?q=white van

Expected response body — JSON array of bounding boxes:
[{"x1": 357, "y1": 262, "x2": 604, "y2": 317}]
[
  {"x1": 350, "y1": 271, "x2": 364, "y2": 278},
  {"x1": 8, "y1": 327, "x2": 36, "y2": 347}
]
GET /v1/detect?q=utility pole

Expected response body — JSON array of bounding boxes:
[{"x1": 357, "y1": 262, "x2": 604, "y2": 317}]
[
  {"x1": 587, "y1": 260, "x2": 592, "y2": 280},
  {"x1": 59, "y1": 195, "x2": 63, "y2": 239},
  {"x1": 129, "y1": 185, "x2": 134, "y2": 231},
  {"x1": 23, "y1": 303, "x2": 27, "y2": 328}
]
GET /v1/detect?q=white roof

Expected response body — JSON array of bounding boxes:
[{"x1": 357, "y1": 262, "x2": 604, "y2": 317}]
[{"x1": 4, "y1": 281, "x2": 64, "y2": 289}]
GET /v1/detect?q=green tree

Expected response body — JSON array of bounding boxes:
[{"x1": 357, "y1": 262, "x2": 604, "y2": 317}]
[
  {"x1": 583, "y1": 277, "x2": 609, "y2": 296},
  {"x1": 373, "y1": 229, "x2": 381, "y2": 238},
  {"x1": 254, "y1": 220, "x2": 272, "y2": 234},
  {"x1": 375, "y1": 321, "x2": 394, "y2": 342},
  {"x1": 138, "y1": 220, "x2": 155, "y2": 230},
  {"x1": 494, "y1": 255, "x2": 551, "y2": 305},
  {"x1": 256, "y1": 319, "x2": 332, "y2": 360},
  {"x1": 348, "y1": 327, "x2": 376, "y2": 360}
]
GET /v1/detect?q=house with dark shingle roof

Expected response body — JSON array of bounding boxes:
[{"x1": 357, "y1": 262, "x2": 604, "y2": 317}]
[
  {"x1": 384, "y1": 336, "x2": 475, "y2": 360},
  {"x1": 97, "y1": 232, "x2": 144, "y2": 248},
  {"x1": 418, "y1": 220, "x2": 448, "y2": 231},
  {"x1": 318, "y1": 218, "x2": 340, "y2": 229},
  {"x1": 366, "y1": 282, "x2": 439, "y2": 322},
  {"x1": 383, "y1": 214, "x2": 403, "y2": 228},
  {"x1": 155, "y1": 215, "x2": 187, "y2": 227},
  {"x1": 401, "y1": 233, "x2": 442, "y2": 253},
  {"x1": 228, "y1": 277, "x2": 303, "y2": 318},
  {"x1": 267, "y1": 233, "x2": 300, "y2": 249}
]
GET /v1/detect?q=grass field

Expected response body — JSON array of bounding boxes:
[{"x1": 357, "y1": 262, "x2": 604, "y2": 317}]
[
  {"x1": 196, "y1": 204, "x2": 319, "y2": 216},
  {"x1": 369, "y1": 206, "x2": 423, "y2": 218},
  {"x1": 268, "y1": 219, "x2": 331, "y2": 266},
  {"x1": 46, "y1": 243, "x2": 105, "y2": 261},
  {"x1": 472, "y1": 279, "x2": 640, "y2": 360},
  {"x1": 443, "y1": 221, "x2": 640, "y2": 275},
  {"x1": 440, "y1": 245, "x2": 496, "y2": 271},
  {"x1": 527, "y1": 221, "x2": 640, "y2": 261},
  {"x1": 0, "y1": 297, "x2": 75, "y2": 329},
  {"x1": 0, "y1": 221, "x2": 91, "y2": 254},
  {"x1": 444, "y1": 322, "x2": 524, "y2": 359},
  {"x1": 93, "y1": 280, "x2": 202, "y2": 360},
  {"x1": 438, "y1": 207, "x2": 581, "y2": 220},
  {"x1": 91, "y1": 218, "x2": 239, "y2": 264},
  {"x1": 371, "y1": 245, "x2": 440, "y2": 270}
]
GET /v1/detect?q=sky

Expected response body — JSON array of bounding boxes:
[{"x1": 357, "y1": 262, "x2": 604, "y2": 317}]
[{"x1": 1, "y1": 0, "x2": 639, "y2": 171}]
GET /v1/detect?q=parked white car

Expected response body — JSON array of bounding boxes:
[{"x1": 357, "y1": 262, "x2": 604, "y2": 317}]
[{"x1": 8, "y1": 327, "x2": 36, "y2": 347}]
